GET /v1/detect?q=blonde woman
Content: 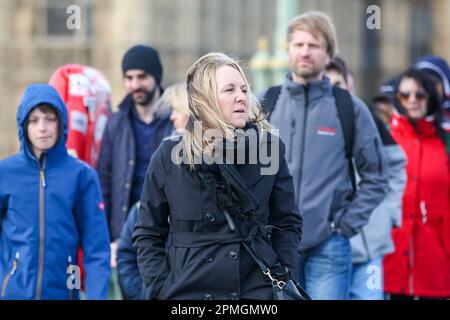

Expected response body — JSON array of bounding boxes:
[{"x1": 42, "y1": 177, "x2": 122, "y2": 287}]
[
  {"x1": 133, "y1": 53, "x2": 302, "y2": 300},
  {"x1": 153, "y1": 83, "x2": 190, "y2": 132},
  {"x1": 169, "y1": 84, "x2": 190, "y2": 131}
]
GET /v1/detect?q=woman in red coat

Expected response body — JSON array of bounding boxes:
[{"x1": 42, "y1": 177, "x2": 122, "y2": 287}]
[{"x1": 384, "y1": 68, "x2": 450, "y2": 299}]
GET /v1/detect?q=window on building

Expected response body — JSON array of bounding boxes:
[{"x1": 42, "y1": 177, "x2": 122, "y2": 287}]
[
  {"x1": 409, "y1": 0, "x2": 432, "y2": 63},
  {"x1": 45, "y1": 0, "x2": 92, "y2": 38}
]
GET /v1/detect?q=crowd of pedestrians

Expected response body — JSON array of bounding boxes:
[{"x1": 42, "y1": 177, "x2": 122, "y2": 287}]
[{"x1": 0, "y1": 10, "x2": 448, "y2": 300}]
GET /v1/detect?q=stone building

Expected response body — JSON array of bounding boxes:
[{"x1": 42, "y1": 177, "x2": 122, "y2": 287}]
[{"x1": 0, "y1": 0, "x2": 449, "y2": 158}]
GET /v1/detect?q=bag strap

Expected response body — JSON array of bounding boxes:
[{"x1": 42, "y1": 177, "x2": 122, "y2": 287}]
[
  {"x1": 215, "y1": 164, "x2": 309, "y2": 297},
  {"x1": 332, "y1": 86, "x2": 356, "y2": 193},
  {"x1": 241, "y1": 242, "x2": 269, "y2": 272},
  {"x1": 261, "y1": 85, "x2": 282, "y2": 120},
  {"x1": 241, "y1": 242, "x2": 288, "y2": 290},
  {"x1": 213, "y1": 163, "x2": 287, "y2": 288}
]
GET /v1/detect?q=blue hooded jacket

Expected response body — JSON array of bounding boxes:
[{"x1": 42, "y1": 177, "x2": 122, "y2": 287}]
[{"x1": 0, "y1": 84, "x2": 110, "y2": 299}]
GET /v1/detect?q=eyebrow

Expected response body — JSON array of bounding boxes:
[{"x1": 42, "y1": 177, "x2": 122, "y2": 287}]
[
  {"x1": 29, "y1": 113, "x2": 57, "y2": 119},
  {"x1": 223, "y1": 82, "x2": 246, "y2": 86},
  {"x1": 220, "y1": 83, "x2": 234, "y2": 89}
]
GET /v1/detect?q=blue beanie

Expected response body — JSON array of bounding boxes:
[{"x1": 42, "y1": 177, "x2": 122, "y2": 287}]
[{"x1": 122, "y1": 45, "x2": 163, "y2": 84}]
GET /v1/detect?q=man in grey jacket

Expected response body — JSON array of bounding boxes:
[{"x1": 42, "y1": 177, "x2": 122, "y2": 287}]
[{"x1": 261, "y1": 11, "x2": 389, "y2": 300}]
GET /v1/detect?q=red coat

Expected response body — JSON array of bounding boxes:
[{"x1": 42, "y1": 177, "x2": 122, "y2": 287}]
[
  {"x1": 49, "y1": 64, "x2": 111, "y2": 167},
  {"x1": 383, "y1": 115, "x2": 450, "y2": 298}
]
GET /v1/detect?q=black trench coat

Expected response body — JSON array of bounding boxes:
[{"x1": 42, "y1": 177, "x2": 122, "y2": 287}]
[{"x1": 132, "y1": 132, "x2": 302, "y2": 300}]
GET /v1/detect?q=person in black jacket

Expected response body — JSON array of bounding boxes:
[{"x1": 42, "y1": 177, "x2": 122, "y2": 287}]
[
  {"x1": 97, "y1": 44, "x2": 173, "y2": 246},
  {"x1": 117, "y1": 203, "x2": 144, "y2": 300},
  {"x1": 132, "y1": 52, "x2": 302, "y2": 300},
  {"x1": 117, "y1": 84, "x2": 189, "y2": 300},
  {"x1": 97, "y1": 45, "x2": 173, "y2": 298}
]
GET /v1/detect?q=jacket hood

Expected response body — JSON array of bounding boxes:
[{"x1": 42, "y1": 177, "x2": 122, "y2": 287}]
[
  {"x1": 415, "y1": 55, "x2": 450, "y2": 108},
  {"x1": 17, "y1": 84, "x2": 68, "y2": 160}
]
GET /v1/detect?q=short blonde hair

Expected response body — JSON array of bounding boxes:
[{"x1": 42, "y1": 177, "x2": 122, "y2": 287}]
[
  {"x1": 157, "y1": 83, "x2": 189, "y2": 115},
  {"x1": 183, "y1": 52, "x2": 270, "y2": 169},
  {"x1": 287, "y1": 11, "x2": 338, "y2": 58}
]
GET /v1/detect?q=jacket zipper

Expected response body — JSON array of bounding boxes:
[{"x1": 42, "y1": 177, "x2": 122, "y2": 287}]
[
  {"x1": 408, "y1": 137, "x2": 422, "y2": 297},
  {"x1": 1, "y1": 252, "x2": 20, "y2": 297},
  {"x1": 408, "y1": 233, "x2": 415, "y2": 296},
  {"x1": 68, "y1": 255, "x2": 73, "y2": 300},
  {"x1": 296, "y1": 85, "x2": 309, "y2": 204},
  {"x1": 35, "y1": 156, "x2": 46, "y2": 300},
  {"x1": 420, "y1": 201, "x2": 427, "y2": 224},
  {"x1": 288, "y1": 118, "x2": 296, "y2": 162},
  {"x1": 360, "y1": 230, "x2": 372, "y2": 261}
]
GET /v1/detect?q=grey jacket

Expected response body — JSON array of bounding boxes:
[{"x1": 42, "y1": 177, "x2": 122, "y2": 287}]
[
  {"x1": 265, "y1": 75, "x2": 389, "y2": 250},
  {"x1": 350, "y1": 144, "x2": 407, "y2": 263}
]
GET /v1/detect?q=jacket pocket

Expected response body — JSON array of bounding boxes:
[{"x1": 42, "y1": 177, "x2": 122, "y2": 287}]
[
  {"x1": 329, "y1": 189, "x2": 351, "y2": 222},
  {"x1": 170, "y1": 247, "x2": 191, "y2": 277},
  {"x1": 1, "y1": 252, "x2": 19, "y2": 298}
]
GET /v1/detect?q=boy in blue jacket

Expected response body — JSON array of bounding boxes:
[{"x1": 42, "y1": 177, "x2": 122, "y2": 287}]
[{"x1": 0, "y1": 84, "x2": 110, "y2": 299}]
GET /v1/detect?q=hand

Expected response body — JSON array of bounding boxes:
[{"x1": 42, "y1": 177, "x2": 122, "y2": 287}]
[{"x1": 110, "y1": 241, "x2": 119, "y2": 268}]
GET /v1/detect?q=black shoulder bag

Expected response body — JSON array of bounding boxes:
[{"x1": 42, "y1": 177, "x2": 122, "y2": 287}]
[{"x1": 241, "y1": 241, "x2": 311, "y2": 300}]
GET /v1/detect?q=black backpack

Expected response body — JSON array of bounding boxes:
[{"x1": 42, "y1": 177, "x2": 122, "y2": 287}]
[{"x1": 261, "y1": 85, "x2": 356, "y2": 192}]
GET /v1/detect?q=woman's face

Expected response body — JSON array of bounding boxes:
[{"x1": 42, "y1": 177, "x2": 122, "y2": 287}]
[
  {"x1": 215, "y1": 65, "x2": 249, "y2": 129},
  {"x1": 397, "y1": 77, "x2": 428, "y2": 120}
]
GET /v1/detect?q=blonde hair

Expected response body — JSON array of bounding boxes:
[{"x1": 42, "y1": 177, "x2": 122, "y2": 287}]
[
  {"x1": 287, "y1": 11, "x2": 338, "y2": 58},
  {"x1": 183, "y1": 52, "x2": 271, "y2": 169},
  {"x1": 156, "y1": 83, "x2": 189, "y2": 115}
]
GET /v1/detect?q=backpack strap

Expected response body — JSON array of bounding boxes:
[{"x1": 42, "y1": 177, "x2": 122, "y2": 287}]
[
  {"x1": 261, "y1": 86, "x2": 282, "y2": 120},
  {"x1": 332, "y1": 86, "x2": 356, "y2": 193},
  {"x1": 261, "y1": 84, "x2": 356, "y2": 192}
]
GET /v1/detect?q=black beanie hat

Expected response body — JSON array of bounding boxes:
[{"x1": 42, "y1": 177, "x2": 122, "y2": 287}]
[{"x1": 122, "y1": 45, "x2": 163, "y2": 84}]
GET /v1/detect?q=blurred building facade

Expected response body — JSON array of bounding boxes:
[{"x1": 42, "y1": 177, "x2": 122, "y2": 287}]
[{"x1": 0, "y1": 0, "x2": 449, "y2": 157}]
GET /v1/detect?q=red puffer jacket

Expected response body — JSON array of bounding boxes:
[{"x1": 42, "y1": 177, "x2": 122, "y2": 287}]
[
  {"x1": 49, "y1": 64, "x2": 111, "y2": 168},
  {"x1": 383, "y1": 115, "x2": 450, "y2": 298}
]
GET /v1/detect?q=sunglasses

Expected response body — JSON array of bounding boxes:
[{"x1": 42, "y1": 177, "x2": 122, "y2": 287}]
[{"x1": 396, "y1": 91, "x2": 428, "y2": 101}]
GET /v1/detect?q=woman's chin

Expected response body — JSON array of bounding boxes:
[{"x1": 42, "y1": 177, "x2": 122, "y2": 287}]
[
  {"x1": 230, "y1": 117, "x2": 247, "y2": 129},
  {"x1": 233, "y1": 123, "x2": 246, "y2": 129},
  {"x1": 407, "y1": 112, "x2": 424, "y2": 120}
]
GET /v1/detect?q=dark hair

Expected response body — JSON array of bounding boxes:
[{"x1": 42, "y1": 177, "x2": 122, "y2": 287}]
[
  {"x1": 397, "y1": 68, "x2": 445, "y2": 141},
  {"x1": 34, "y1": 104, "x2": 58, "y2": 116},
  {"x1": 325, "y1": 55, "x2": 348, "y2": 84}
]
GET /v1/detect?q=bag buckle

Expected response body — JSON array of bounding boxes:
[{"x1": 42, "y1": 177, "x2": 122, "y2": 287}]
[{"x1": 263, "y1": 268, "x2": 286, "y2": 290}]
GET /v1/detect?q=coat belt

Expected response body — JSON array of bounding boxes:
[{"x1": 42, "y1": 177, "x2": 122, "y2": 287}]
[{"x1": 170, "y1": 226, "x2": 260, "y2": 248}]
